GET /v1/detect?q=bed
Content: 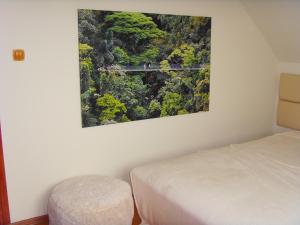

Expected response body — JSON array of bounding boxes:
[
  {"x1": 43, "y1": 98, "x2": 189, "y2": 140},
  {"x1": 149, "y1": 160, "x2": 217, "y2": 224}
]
[{"x1": 131, "y1": 73, "x2": 300, "y2": 225}]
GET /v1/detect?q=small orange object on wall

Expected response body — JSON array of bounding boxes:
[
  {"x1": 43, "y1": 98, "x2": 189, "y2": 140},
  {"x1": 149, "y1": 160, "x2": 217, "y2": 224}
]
[{"x1": 13, "y1": 49, "x2": 25, "y2": 61}]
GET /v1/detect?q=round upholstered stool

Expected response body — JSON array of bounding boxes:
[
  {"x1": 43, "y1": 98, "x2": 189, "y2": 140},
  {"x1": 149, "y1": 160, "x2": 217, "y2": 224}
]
[{"x1": 48, "y1": 175, "x2": 134, "y2": 225}]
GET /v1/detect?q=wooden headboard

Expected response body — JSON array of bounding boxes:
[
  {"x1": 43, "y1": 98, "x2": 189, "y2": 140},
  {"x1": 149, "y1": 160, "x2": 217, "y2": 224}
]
[{"x1": 277, "y1": 73, "x2": 300, "y2": 130}]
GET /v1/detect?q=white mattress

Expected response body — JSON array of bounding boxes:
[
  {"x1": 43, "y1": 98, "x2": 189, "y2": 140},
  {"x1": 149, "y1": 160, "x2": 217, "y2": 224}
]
[{"x1": 131, "y1": 132, "x2": 300, "y2": 225}]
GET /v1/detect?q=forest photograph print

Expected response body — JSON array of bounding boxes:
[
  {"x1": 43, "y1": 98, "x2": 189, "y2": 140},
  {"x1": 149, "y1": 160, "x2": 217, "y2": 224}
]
[{"x1": 78, "y1": 9, "x2": 211, "y2": 127}]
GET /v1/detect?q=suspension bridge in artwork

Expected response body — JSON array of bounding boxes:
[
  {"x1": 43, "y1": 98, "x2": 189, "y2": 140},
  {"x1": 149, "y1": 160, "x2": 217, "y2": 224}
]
[{"x1": 98, "y1": 64, "x2": 204, "y2": 72}]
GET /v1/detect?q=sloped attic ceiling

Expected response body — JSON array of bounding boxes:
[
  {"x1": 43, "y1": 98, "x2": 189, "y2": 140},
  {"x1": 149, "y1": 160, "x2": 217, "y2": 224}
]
[{"x1": 241, "y1": 0, "x2": 300, "y2": 63}]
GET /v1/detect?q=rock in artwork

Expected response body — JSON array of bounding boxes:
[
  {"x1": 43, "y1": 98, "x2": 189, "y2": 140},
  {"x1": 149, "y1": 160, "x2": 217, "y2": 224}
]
[{"x1": 78, "y1": 9, "x2": 211, "y2": 127}]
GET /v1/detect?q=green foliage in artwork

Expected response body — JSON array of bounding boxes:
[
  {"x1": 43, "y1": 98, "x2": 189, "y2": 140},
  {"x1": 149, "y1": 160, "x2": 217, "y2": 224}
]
[
  {"x1": 194, "y1": 66, "x2": 210, "y2": 94},
  {"x1": 79, "y1": 43, "x2": 93, "y2": 57},
  {"x1": 132, "y1": 106, "x2": 148, "y2": 120},
  {"x1": 81, "y1": 87, "x2": 96, "y2": 104},
  {"x1": 149, "y1": 99, "x2": 161, "y2": 118},
  {"x1": 81, "y1": 87, "x2": 98, "y2": 127},
  {"x1": 80, "y1": 58, "x2": 93, "y2": 75},
  {"x1": 112, "y1": 47, "x2": 130, "y2": 65},
  {"x1": 121, "y1": 114, "x2": 130, "y2": 122},
  {"x1": 197, "y1": 49, "x2": 210, "y2": 65},
  {"x1": 105, "y1": 12, "x2": 166, "y2": 43},
  {"x1": 194, "y1": 93, "x2": 209, "y2": 111},
  {"x1": 78, "y1": 9, "x2": 97, "y2": 44},
  {"x1": 168, "y1": 44, "x2": 197, "y2": 67},
  {"x1": 161, "y1": 92, "x2": 183, "y2": 117},
  {"x1": 96, "y1": 94, "x2": 127, "y2": 123},
  {"x1": 131, "y1": 47, "x2": 160, "y2": 65},
  {"x1": 159, "y1": 60, "x2": 176, "y2": 77},
  {"x1": 159, "y1": 60, "x2": 171, "y2": 72},
  {"x1": 178, "y1": 109, "x2": 189, "y2": 115},
  {"x1": 79, "y1": 44, "x2": 95, "y2": 94},
  {"x1": 99, "y1": 72, "x2": 148, "y2": 112}
]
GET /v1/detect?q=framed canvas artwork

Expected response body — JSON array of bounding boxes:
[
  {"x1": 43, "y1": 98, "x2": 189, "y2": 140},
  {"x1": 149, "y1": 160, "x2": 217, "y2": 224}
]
[{"x1": 78, "y1": 9, "x2": 211, "y2": 127}]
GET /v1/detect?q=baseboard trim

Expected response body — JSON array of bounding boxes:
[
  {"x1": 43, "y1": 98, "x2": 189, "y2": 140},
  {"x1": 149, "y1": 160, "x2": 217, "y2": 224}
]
[
  {"x1": 9, "y1": 206, "x2": 140, "y2": 225},
  {"x1": 9, "y1": 215, "x2": 48, "y2": 225}
]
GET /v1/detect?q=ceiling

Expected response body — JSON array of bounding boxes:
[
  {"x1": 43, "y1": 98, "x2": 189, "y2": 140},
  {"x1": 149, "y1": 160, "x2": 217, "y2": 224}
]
[{"x1": 241, "y1": 0, "x2": 300, "y2": 63}]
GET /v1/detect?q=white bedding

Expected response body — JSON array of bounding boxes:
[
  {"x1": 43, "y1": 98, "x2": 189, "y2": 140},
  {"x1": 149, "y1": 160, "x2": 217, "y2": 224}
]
[{"x1": 131, "y1": 132, "x2": 300, "y2": 225}]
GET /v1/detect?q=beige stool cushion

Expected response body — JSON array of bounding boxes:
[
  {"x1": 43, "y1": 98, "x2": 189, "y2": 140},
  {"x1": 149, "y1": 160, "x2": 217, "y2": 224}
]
[{"x1": 48, "y1": 175, "x2": 134, "y2": 225}]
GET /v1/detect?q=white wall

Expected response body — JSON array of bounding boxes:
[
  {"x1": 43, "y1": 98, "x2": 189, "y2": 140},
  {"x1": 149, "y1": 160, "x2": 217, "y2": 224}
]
[
  {"x1": 273, "y1": 62, "x2": 300, "y2": 133},
  {"x1": 241, "y1": 0, "x2": 300, "y2": 63},
  {"x1": 0, "y1": 0, "x2": 278, "y2": 222},
  {"x1": 278, "y1": 62, "x2": 300, "y2": 74}
]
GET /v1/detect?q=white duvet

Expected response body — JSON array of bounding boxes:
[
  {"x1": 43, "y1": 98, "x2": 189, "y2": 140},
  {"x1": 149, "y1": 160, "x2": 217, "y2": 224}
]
[{"x1": 131, "y1": 132, "x2": 300, "y2": 225}]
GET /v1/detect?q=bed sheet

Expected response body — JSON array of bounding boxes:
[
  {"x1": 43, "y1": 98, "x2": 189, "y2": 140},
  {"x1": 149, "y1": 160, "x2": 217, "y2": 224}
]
[{"x1": 131, "y1": 132, "x2": 300, "y2": 225}]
